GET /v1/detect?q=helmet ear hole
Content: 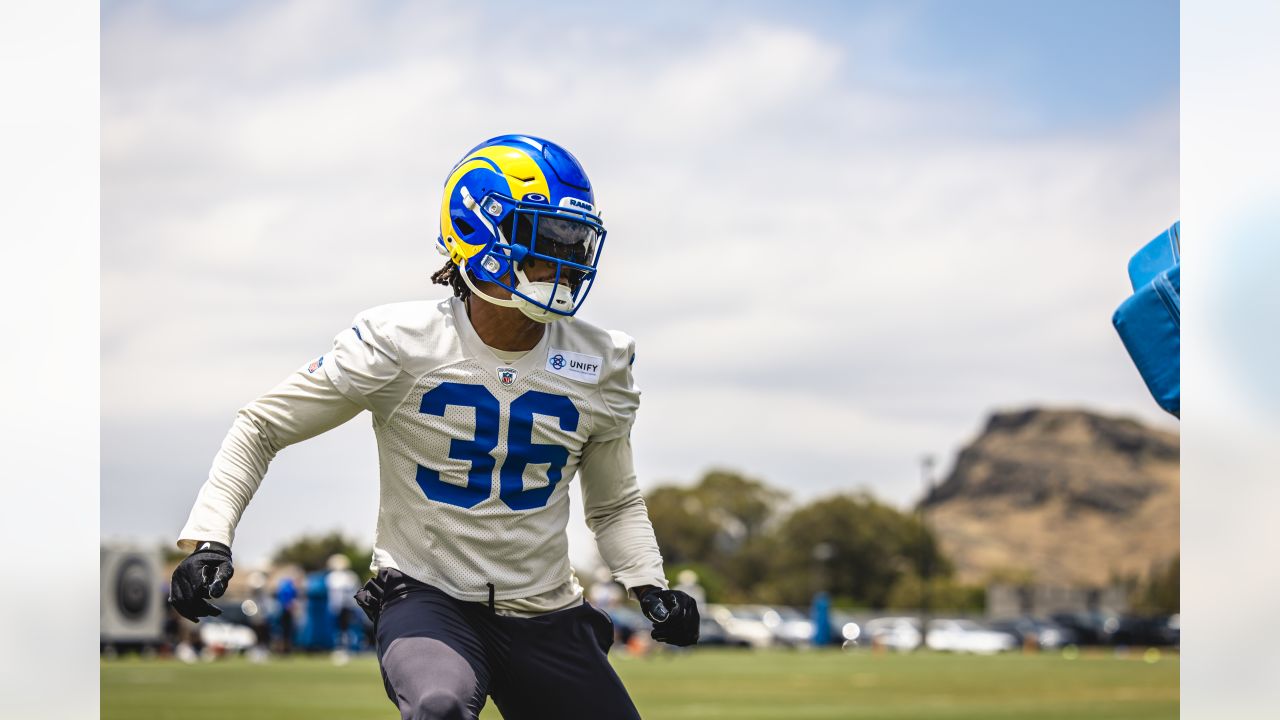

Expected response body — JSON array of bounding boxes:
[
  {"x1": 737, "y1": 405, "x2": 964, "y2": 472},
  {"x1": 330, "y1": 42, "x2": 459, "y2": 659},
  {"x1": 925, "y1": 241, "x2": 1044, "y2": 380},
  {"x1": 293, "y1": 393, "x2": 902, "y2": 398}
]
[{"x1": 453, "y1": 217, "x2": 474, "y2": 236}]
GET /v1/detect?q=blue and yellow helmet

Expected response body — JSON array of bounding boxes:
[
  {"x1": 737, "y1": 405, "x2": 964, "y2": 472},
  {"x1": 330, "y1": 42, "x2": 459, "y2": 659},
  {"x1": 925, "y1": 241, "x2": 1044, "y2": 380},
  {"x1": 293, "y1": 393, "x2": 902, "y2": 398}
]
[{"x1": 438, "y1": 134, "x2": 606, "y2": 322}]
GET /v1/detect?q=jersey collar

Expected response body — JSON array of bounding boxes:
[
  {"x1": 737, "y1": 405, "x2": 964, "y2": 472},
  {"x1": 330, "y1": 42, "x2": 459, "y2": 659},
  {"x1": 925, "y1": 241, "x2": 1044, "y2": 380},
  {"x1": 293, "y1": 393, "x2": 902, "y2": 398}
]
[{"x1": 448, "y1": 297, "x2": 553, "y2": 378}]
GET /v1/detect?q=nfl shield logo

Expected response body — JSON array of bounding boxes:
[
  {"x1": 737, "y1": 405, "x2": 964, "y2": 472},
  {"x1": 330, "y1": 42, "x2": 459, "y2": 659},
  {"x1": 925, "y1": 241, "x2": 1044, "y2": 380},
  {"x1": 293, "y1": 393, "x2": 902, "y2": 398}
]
[
  {"x1": 497, "y1": 367, "x2": 518, "y2": 386},
  {"x1": 307, "y1": 356, "x2": 324, "y2": 374}
]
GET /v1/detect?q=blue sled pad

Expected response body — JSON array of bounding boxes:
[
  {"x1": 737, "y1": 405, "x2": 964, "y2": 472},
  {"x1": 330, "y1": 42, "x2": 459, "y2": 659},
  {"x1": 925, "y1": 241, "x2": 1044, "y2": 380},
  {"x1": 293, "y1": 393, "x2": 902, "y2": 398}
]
[
  {"x1": 1128, "y1": 221, "x2": 1180, "y2": 292},
  {"x1": 1113, "y1": 264, "x2": 1180, "y2": 417}
]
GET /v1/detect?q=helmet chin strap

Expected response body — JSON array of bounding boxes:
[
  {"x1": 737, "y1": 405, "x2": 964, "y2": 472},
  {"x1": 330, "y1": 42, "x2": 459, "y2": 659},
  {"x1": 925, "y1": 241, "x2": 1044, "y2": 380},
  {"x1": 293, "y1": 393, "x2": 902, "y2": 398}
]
[
  {"x1": 458, "y1": 263, "x2": 521, "y2": 309},
  {"x1": 512, "y1": 280, "x2": 575, "y2": 323},
  {"x1": 458, "y1": 257, "x2": 574, "y2": 323}
]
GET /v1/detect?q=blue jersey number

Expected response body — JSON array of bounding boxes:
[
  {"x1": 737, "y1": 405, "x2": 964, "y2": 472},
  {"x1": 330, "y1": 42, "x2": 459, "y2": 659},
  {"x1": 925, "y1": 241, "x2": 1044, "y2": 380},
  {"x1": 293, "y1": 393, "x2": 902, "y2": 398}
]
[
  {"x1": 502, "y1": 391, "x2": 580, "y2": 511},
  {"x1": 415, "y1": 382, "x2": 500, "y2": 509},
  {"x1": 415, "y1": 383, "x2": 578, "y2": 511}
]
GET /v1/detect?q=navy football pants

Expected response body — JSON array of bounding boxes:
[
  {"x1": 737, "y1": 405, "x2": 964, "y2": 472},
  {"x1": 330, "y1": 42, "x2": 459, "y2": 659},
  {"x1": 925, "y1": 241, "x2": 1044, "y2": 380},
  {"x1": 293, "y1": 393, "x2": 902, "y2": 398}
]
[{"x1": 374, "y1": 569, "x2": 642, "y2": 720}]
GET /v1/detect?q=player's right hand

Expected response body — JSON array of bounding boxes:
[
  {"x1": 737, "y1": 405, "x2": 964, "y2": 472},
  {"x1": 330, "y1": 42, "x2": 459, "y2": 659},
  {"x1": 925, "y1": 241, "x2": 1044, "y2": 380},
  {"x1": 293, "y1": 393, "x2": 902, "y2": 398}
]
[
  {"x1": 639, "y1": 588, "x2": 701, "y2": 647},
  {"x1": 168, "y1": 541, "x2": 234, "y2": 622}
]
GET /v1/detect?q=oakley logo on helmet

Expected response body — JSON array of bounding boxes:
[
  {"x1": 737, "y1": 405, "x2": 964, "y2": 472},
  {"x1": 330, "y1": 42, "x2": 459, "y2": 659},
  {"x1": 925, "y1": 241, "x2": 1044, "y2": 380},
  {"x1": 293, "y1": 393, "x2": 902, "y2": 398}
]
[{"x1": 523, "y1": 193, "x2": 548, "y2": 203}]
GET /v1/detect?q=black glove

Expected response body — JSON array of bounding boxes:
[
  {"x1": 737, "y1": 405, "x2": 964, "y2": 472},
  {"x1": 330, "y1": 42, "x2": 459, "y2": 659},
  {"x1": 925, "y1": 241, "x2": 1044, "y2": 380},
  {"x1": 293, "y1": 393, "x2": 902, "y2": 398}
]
[
  {"x1": 353, "y1": 576, "x2": 386, "y2": 625},
  {"x1": 168, "y1": 541, "x2": 234, "y2": 623},
  {"x1": 638, "y1": 588, "x2": 700, "y2": 647}
]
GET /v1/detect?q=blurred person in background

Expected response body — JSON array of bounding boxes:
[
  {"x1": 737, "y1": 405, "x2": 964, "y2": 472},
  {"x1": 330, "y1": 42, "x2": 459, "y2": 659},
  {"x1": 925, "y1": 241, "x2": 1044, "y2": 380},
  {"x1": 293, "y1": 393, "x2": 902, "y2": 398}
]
[
  {"x1": 588, "y1": 565, "x2": 625, "y2": 612},
  {"x1": 673, "y1": 569, "x2": 706, "y2": 609},
  {"x1": 247, "y1": 570, "x2": 271, "y2": 663},
  {"x1": 275, "y1": 575, "x2": 297, "y2": 656},
  {"x1": 165, "y1": 135, "x2": 700, "y2": 719},
  {"x1": 326, "y1": 553, "x2": 361, "y2": 660},
  {"x1": 811, "y1": 591, "x2": 833, "y2": 646}
]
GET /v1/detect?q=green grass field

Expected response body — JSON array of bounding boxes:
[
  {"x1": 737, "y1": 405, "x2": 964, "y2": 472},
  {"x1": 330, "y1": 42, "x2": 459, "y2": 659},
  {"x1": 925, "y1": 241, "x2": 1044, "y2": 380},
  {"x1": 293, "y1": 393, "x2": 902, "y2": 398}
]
[{"x1": 102, "y1": 648, "x2": 1177, "y2": 719}]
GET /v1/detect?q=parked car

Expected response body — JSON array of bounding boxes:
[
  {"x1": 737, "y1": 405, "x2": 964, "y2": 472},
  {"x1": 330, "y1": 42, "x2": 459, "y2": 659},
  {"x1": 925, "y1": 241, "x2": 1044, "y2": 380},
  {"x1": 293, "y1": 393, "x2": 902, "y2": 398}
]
[
  {"x1": 709, "y1": 604, "x2": 776, "y2": 648},
  {"x1": 988, "y1": 616, "x2": 1078, "y2": 650},
  {"x1": 925, "y1": 618, "x2": 1018, "y2": 654},
  {"x1": 697, "y1": 614, "x2": 752, "y2": 648},
  {"x1": 1050, "y1": 612, "x2": 1121, "y2": 645},
  {"x1": 208, "y1": 599, "x2": 254, "y2": 626},
  {"x1": 762, "y1": 606, "x2": 814, "y2": 647},
  {"x1": 199, "y1": 618, "x2": 258, "y2": 652},
  {"x1": 200, "y1": 601, "x2": 258, "y2": 652},
  {"x1": 1111, "y1": 614, "x2": 1180, "y2": 647},
  {"x1": 862, "y1": 616, "x2": 922, "y2": 652},
  {"x1": 192, "y1": 597, "x2": 257, "y2": 653}
]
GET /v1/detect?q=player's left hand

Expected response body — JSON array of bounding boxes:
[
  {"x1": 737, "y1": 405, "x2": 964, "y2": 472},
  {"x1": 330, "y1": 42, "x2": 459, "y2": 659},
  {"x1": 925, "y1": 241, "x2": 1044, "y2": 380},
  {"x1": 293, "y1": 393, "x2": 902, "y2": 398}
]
[
  {"x1": 639, "y1": 588, "x2": 700, "y2": 647},
  {"x1": 168, "y1": 541, "x2": 234, "y2": 623}
]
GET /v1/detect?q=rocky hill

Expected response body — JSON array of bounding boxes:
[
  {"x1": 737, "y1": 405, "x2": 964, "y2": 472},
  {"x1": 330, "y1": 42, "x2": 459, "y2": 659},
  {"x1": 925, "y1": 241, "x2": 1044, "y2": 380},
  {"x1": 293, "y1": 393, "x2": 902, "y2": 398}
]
[{"x1": 921, "y1": 408, "x2": 1178, "y2": 588}]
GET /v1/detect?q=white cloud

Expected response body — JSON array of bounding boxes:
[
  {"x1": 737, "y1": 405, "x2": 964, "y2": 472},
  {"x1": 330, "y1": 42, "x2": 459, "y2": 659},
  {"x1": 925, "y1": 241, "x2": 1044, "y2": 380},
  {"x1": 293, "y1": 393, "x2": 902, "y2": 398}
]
[{"x1": 101, "y1": 3, "x2": 1179, "y2": 563}]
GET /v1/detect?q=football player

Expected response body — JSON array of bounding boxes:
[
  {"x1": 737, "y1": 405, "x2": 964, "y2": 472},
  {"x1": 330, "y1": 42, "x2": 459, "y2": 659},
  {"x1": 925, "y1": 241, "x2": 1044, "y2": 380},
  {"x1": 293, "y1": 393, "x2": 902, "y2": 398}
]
[{"x1": 168, "y1": 135, "x2": 699, "y2": 719}]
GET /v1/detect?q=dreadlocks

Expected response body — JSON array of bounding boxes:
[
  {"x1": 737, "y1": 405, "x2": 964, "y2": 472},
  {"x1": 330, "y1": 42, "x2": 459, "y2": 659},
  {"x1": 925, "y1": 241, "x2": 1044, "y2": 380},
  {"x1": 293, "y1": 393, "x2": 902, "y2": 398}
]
[{"x1": 431, "y1": 259, "x2": 472, "y2": 302}]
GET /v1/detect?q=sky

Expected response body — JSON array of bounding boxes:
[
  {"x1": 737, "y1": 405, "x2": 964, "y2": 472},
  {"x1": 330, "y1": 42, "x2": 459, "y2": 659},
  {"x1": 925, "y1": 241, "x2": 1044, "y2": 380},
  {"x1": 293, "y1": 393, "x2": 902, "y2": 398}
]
[{"x1": 100, "y1": 0, "x2": 1180, "y2": 569}]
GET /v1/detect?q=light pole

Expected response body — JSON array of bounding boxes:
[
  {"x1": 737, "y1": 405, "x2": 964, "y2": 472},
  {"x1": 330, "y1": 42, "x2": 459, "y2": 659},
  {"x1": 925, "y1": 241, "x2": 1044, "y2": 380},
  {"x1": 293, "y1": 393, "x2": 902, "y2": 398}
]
[
  {"x1": 918, "y1": 454, "x2": 936, "y2": 650},
  {"x1": 812, "y1": 541, "x2": 835, "y2": 593}
]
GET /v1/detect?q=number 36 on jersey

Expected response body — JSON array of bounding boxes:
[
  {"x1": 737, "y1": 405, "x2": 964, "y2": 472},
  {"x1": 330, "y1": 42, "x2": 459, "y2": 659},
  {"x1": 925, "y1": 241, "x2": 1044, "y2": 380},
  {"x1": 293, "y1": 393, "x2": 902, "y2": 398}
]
[{"x1": 415, "y1": 382, "x2": 579, "y2": 512}]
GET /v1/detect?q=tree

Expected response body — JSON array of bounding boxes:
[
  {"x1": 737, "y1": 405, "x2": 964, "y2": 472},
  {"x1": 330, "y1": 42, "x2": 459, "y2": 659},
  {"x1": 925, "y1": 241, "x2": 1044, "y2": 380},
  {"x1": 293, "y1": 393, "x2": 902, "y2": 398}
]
[
  {"x1": 645, "y1": 485, "x2": 719, "y2": 565},
  {"x1": 645, "y1": 469, "x2": 791, "y2": 601},
  {"x1": 273, "y1": 531, "x2": 374, "y2": 579},
  {"x1": 645, "y1": 474, "x2": 964, "y2": 608},
  {"x1": 646, "y1": 469, "x2": 787, "y2": 567},
  {"x1": 1131, "y1": 555, "x2": 1179, "y2": 615},
  {"x1": 693, "y1": 469, "x2": 788, "y2": 544},
  {"x1": 885, "y1": 573, "x2": 985, "y2": 612},
  {"x1": 759, "y1": 493, "x2": 951, "y2": 607},
  {"x1": 663, "y1": 562, "x2": 729, "y2": 604}
]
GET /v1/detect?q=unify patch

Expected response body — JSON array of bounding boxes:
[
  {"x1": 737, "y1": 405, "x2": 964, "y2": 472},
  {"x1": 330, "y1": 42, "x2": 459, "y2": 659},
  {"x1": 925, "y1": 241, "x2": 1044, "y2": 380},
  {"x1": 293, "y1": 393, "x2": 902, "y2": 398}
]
[{"x1": 545, "y1": 348, "x2": 603, "y2": 384}]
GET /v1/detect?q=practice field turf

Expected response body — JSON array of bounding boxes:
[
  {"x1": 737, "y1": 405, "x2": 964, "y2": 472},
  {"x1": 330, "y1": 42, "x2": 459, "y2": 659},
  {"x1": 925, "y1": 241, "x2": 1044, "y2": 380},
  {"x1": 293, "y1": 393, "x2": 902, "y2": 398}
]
[{"x1": 102, "y1": 648, "x2": 1178, "y2": 719}]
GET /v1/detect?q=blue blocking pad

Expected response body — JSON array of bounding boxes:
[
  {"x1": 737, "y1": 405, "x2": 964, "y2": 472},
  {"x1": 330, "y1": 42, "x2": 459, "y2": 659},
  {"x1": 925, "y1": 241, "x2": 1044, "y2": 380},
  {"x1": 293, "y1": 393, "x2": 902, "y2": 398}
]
[
  {"x1": 1113, "y1": 263, "x2": 1180, "y2": 417},
  {"x1": 1127, "y1": 221, "x2": 1180, "y2": 292}
]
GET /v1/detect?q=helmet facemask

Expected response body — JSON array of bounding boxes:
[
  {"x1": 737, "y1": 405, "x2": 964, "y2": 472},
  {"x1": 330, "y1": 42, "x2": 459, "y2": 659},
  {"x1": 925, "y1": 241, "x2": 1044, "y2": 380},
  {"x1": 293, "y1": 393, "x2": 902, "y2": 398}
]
[{"x1": 456, "y1": 191, "x2": 605, "y2": 323}]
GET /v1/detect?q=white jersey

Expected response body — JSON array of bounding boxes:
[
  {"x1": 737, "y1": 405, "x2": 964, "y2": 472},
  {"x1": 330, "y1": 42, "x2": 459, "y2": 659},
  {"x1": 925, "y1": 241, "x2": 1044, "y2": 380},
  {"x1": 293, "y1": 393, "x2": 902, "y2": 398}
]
[{"x1": 178, "y1": 297, "x2": 667, "y2": 605}]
